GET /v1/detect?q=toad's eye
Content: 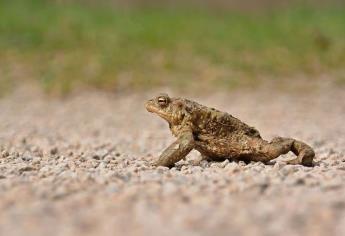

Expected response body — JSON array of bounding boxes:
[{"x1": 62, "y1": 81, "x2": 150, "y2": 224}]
[{"x1": 158, "y1": 97, "x2": 168, "y2": 106}]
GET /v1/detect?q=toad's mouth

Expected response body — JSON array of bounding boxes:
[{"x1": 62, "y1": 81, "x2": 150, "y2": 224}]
[
  {"x1": 145, "y1": 101, "x2": 171, "y2": 120},
  {"x1": 145, "y1": 101, "x2": 160, "y2": 113}
]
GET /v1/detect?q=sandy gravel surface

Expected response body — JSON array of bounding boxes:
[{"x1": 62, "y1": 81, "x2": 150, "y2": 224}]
[{"x1": 0, "y1": 85, "x2": 345, "y2": 236}]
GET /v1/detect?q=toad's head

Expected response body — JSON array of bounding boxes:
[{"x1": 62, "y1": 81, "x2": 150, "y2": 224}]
[{"x1": 145, "y1": 93, "x2": 187, "y2": 125}]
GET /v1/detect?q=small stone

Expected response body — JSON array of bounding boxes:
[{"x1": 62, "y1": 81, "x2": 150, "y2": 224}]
[
  {"x1": 219, "y1": 159, "x2": 230, "y2": 168},
  {"x1": 200, "y1": 160, "x2": 209, "y2": 168},
  {"x1": 98, "y1": 162, "x2": 107, "y2": 169},
  {"x1": 238, "y1": 161, "x2": 246, "y2": 166},
  {"x1": 135, "y1": 165, "x2": 145, "y2": 171},
  {"x1": 50, "y1": 147, "x2": 58, "y2": 155},
  {"x1": 19, "y1": 165, "x2": 36, "y2": 173},
  {"x1": 210, "y1": 162, "x2": 219, "y2": 168},
  {"x1": 225, "y1": 162, "x2": 240, "y2": 173},
  {"x1": 210, "y1": 160, "x2": 230, "y2": 168},
  {"x1": 190, "y1": 166, "x2": 203, "y2": 173},
  {"x1": 273, "y1": 161, "x2": 286, "y2": 170},
  {"x1": 103, "y1": 156, "x2": 113, "y2": 163},
  {"x1": 1, "y1": 151, "x2": 9, "y2": 158},
  {"x1": 181, "y1": 165, "x2": 189, "y2": 171},
  {"x1": 181, "y1": 166, "x2": 192, "y2": 174},
  {"x1": 21, "y1": 153, "x2": 33, "y2": 161},
  {"x1": 279, "y1": 165, "x2": 299, "y2": 176},
  {"x1": 157, "y1": 166, "x2": 169, "y2": 173},
  {"x1": 93, "y1": 150, "x2": 108, "y2": 160},
  {"x1": 320, "y1": 162, "x2": 329, "y2": 168},
  {"x1": 252, "y1": 165, "x2": 264, "y2": 173},
  {"x1": 294, "y1": 178, "x2": 306, "y2": 185}
]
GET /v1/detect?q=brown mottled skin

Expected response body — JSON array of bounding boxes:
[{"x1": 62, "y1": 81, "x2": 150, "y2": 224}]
[{"x1": 146, "y1": 94, "x2": 315, "y2": 168}]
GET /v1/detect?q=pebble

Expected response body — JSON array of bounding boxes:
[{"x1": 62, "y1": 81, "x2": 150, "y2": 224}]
[
  {"x1": 279, "y1": 165, "x2": 299, "y2": 176},
  {"x1": 225, "y1": 162, "x2": 241, "y2": 173},
  {"x1": 21, "y1": 153, "x2": 33, "y2": 162},
  {"x1": 50, "y1": 147, "x2": 59, "y2": 155},
  {"x1": 200, "y1": 160, "x2": 210, "y2": 168},
  {"x1": 18, "y1": 165, "x2": 36, "y2": 173},
  {"x1": 273, "y1": 161, "x2": 287, "y2": 170},
  {"x1": 156, "y1": 166, "x2": 169, "y2": 173},
  {"x1": 1, "y1": 150, "x2": 10, "y2": 158}
]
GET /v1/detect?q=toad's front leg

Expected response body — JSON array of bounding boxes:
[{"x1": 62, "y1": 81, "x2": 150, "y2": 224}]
[{"x1": 155, "y1": 131, "x2": 195, "y2": 168}]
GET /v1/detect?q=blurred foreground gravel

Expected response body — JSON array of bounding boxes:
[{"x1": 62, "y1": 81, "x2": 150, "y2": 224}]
[{"x1": 0, "y1": 85, "x2": 345, "y2": 236}]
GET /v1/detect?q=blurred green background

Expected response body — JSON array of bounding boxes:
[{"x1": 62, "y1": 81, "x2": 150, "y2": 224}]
[{"x1": 0, "y1": 0, "x2": 344, "y2": 94}]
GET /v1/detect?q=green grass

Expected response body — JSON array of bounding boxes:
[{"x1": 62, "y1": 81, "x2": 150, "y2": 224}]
[{"x1": 0, "y1": 0, "x2": 344, "y2": 94}]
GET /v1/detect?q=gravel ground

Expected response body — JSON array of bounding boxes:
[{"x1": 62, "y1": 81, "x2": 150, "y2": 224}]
[{"x1": 0, "y1": 85, "x2": 345, "y2": 236}]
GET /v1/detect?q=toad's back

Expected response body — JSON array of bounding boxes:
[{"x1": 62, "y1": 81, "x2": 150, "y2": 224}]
[{"x1": 182, "y1": 99, "x2": 261, "y2": 139}]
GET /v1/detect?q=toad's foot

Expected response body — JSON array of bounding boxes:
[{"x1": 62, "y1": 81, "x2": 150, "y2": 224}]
[
  {"x1": 155, "y1": 130, "x2": 195, "y2": 168},
  {"x1": 286, "y1": 140, "x2": 315, "y2": 166}
]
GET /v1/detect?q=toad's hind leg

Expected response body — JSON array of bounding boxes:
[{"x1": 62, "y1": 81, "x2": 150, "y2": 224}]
[
  {"x1": 286, "y1": 139, "x2": 315, "y2": 166},
  {"x1": 249, "y1": 137, "x2": 294, "y2": 163},
  {"x1": 250, "y1": 137, "x2": 314, "y2": 166}
]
